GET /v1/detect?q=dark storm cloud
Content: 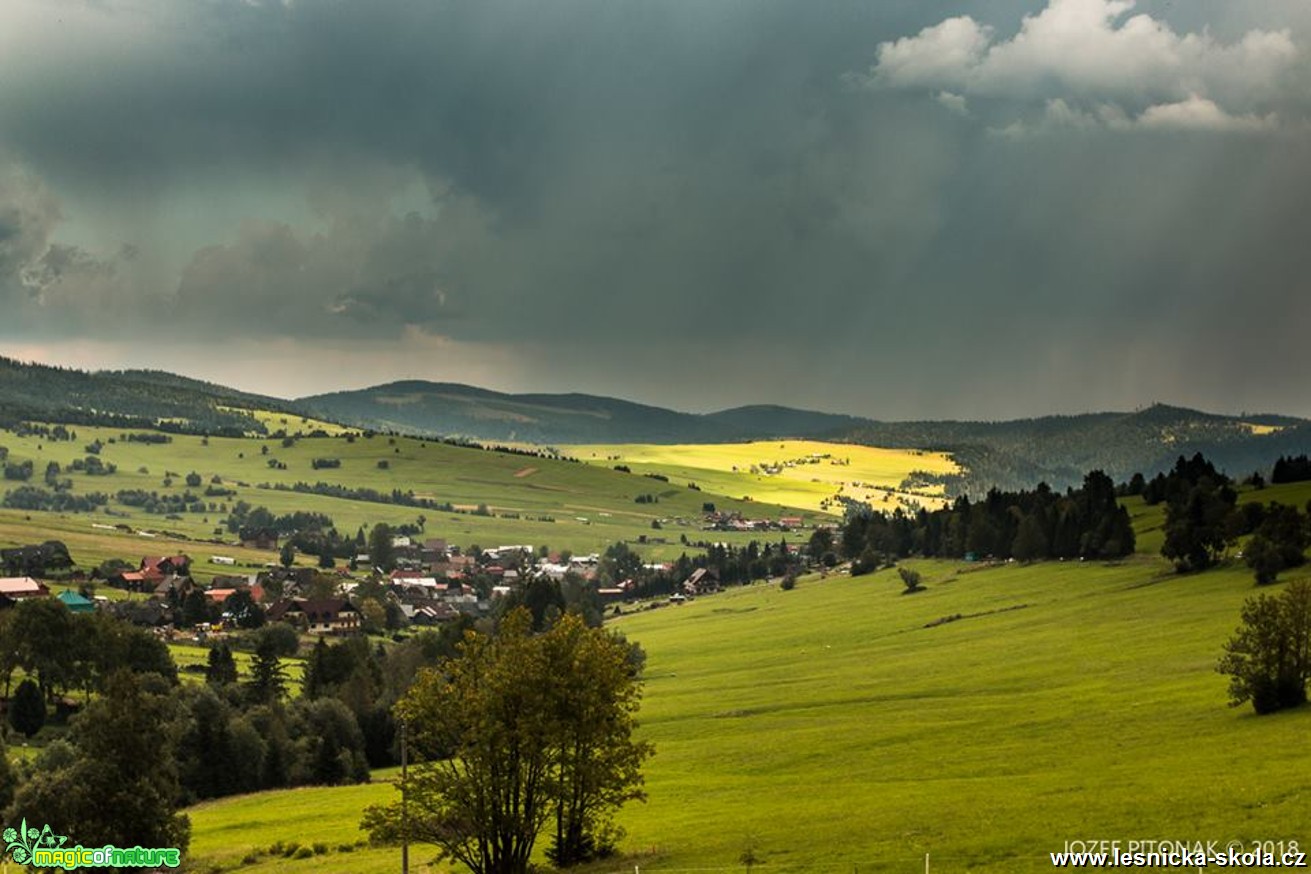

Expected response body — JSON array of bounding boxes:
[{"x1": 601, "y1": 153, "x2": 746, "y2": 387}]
[{"x1": 0, "y1": 0, "x2": 1308, "y2": 416}]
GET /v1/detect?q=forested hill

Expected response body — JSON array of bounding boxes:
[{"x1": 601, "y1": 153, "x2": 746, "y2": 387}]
[
  {"x1": 0, "y1": 357, "x2": 295, "y2": 435},
  {"x1": 302, "y1": 383, "x2": 1311, "y2": 495},
  {"x1": 6, "y1": 357, "x2": 1310, "y2": 495},
  {"x1": 297, "y1": 381, "x2": 742, "y2": 444},
  {"x1": 835, "y1": 405, "x2": 1311, "y2": 494}
]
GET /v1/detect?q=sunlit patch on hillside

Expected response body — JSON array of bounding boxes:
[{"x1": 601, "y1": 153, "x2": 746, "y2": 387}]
[{"x1": 562, "y1": 439, "x2": 959, "y2": 514}]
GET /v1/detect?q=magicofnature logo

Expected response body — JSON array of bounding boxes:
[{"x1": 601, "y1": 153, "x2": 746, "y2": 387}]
[{"x1": 2, "y1": 819, "x2": 181, "y2": 870}]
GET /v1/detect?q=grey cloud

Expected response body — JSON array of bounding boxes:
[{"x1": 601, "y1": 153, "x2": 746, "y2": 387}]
[
  {"x1": 174, "y1": 208, "x2": 472, "y2": 338},
  {"x1": 0, "y1": 1, "x2": 1309, "y2": 417},
  {"x1": 0, "y1": 163, "x2": 142, "y2": 332}
]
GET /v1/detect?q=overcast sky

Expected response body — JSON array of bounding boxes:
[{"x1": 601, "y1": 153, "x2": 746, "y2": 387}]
[{"x1": 1, "y1": 0, "x2": 1308, "y2": 420}]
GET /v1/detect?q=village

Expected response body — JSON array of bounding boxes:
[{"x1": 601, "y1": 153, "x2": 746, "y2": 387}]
[{"x1": 0, "y1": 514, "x2": 811, "y2": 643}]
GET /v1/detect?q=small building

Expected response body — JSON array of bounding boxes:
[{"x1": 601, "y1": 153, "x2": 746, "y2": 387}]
[
  {"x1": 302, "y1": 599, "x2": 361, "y2": 635},
  {"x1": 0, "y1": 577, "x2": 50, "y2": 601},
  {"x1": 410, "y1": 603, "x2": 458, "y2": 626},
  {"x1": 56, "y1": 590, "x2": 96, "y2": 614},
  {"x1": 141, "y1": 555, "x2": 192, "y2": 577},
  {"x1": 681, "y1": 567, "x2": 720, "y2": 596},
  {"x1": 267, "y1": 597, "x2": 361, "y2": 635}
]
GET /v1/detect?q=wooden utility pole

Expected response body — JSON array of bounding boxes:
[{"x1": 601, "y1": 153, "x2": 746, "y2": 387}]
[{"x1": 401, "y1": 718, "x2": 409, "y2": 874}]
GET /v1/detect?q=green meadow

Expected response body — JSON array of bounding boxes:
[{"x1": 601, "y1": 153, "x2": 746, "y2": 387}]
[
  {"x1": 186, "y1": 778, "x2": 397, "y2": 873},
  {"x1": 609, "y1": 558, "x2": 1311, "y2": 872},
  {"x1": 184, "y1": 552, "x2": 1311, "y2": 873},
  {"x1": 7, "y1": 419, "x2": 1307, "y2": 871},
  {"x1": 0, "y1": 426, "x2": 832, "y2": 574}
]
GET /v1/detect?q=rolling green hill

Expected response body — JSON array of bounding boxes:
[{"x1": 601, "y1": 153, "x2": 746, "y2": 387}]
[
  {"x1": 6, "y1": 357, "x2": 1311, "y2": 497},
  {"x1": 182, "y1": 485, "x2": 1311, "y2": 873},
  {"x1": 0, "y1": 423, "x2": 829, "y2": 574},
  {"x1": 182, "y1": 559, "x2": 1311, "y2": 873},
  {"x1": 298, "y1": 381, "x2": 739, "y2": 445},
  {"x1": 302, "y1": 382, "x2": 1311, "y2": 494},
  {"x1": 0, "y1": 356, "x2": 295, "y2": 435}
]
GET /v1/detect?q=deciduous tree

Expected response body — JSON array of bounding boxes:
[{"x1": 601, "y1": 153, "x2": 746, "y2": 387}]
[
  {"x1": 1217, "y1": 581, "x2": 1311, "y2": 713},
  {"x1": 362, "y1": 609, "x2": 652, "y2": 874}
]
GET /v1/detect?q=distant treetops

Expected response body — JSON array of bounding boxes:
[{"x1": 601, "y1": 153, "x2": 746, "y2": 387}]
[
  {"x1": 840, "y1": 469, "x2": 1135, "y2": 568},
  {"x1": 1143, "y1": 453, "x2": 1308, "y2": 584}
]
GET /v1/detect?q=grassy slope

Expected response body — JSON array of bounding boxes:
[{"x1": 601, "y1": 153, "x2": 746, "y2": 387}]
[
  {"x1": 564, "y1": 440, "x2": 958, "y2": 514},
  {"x1": 0, "y1": 427, "x2": 832, "y2": 574},
  {"x1": 609, "y1": 558, "x2": 1310, "y2": 872},
  {"x1": 73, "y1": 469, "x2": 1311, "y2": 873},
  {"x1": 186, "y1": 779, "x2": 399, "y2": 873},
  {"x1": 185, "y1": 558, "x2": 1311, "y2": 872}
]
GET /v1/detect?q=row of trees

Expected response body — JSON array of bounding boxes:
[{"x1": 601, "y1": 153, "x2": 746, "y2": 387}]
[
  {"x1": 1271, "y1": 454, "x2": 1311, "y2": 484},
  {"x1": 840, "y1": 470, "x2": 1135, "y2": 568}
]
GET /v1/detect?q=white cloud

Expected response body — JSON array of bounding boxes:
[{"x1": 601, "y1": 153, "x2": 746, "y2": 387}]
[
  {"x1": 873, "y1": 16, "x2": 993, "y2": 90},
  {"x1": 1137, "y1": 95, "x2": 1278, "y2": 133},
  {"x1": 992, "y1": 94, "x2": 1275, "y2": 138},
  {"x1": 866, "y1": 0, "x2": 1298, "y2": 132},
  {"x1": 934, "y1": 91, "x2": 970, "y2": 116}
]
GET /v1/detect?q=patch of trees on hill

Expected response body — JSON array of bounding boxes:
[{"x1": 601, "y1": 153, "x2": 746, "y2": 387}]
[
  {"x1": 0, "y1": 599, "x2": 481, "y2": 856},
  {"x1": 0, "y1": 356, "x2": 282, "y2": 436},
  {"x1": 116, "y1": 489, "x2": 207, "y2": 516},
  {"x1": 1143, "y1": 453, "x2": 1309, "y2": 584},
  {"x1": 1271, "y1": 454, "x2": 1311, "y2": 484},
  {"x1": 2, "y1": 487, "x2": 109, "y2": 514},
  {"x1": 1, "y1": 540, "x2": 75, "y2": 577},
  {"x1": 259, "y1": 480, "x2": 454, "y2": 512},
  {"x1": 840, "y1": 470, "x2": 1135, "y2": 567}
]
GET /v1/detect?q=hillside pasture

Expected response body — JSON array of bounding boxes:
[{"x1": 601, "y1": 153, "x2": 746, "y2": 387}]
[
  {"x1": 186, "y1": 777, "x2": 402, "y2": 873},
  {"x1": 606, "y1": 558, "x2": 1311, "y2": 872},
  {"x1": 231, "y1": 408, "x2": 359, "y2": 437},
  {"x1": 564, "y1": 440, "x2": 958, "y2": 514},
  {"x1": 184, "y1": 554, "x2": 1311, "y2": 873},
  {"x1": 0, "y1": 426, "x2": 832, "y2": 574}
]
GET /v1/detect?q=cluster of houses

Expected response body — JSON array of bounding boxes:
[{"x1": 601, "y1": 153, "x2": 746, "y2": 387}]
[
  {"x1": 703, "y1": 511, "x2": 806, "y2": 532},
  {"x1": 0, "y1": 528, "x2": 736, "y2": 636}
]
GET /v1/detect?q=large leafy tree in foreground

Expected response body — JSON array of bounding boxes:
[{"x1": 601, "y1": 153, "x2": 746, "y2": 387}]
[{"x1": 363, "y1": 609, "x2": 652, "y2": 873}]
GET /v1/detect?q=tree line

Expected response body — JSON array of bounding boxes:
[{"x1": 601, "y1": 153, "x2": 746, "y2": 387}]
[
  {"x1": 0, "y1": 597, "x2": 482, "y2": 859},
  {"x1": 839, "y1": 470, "x2": 1135, "y2": 568}
]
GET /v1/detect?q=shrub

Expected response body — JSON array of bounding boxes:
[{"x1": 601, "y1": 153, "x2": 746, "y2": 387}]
[{"x1": 898, "y1": 567, "x2": 924, "y2": 593}]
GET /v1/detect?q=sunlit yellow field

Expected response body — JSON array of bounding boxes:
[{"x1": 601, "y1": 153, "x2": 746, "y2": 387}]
[
  {"x1": 564, "y1": 440, "x2": 958, "y2": 514},
  {"x1": 225, "y1": 408, "x2": 358, "y2": 437}
]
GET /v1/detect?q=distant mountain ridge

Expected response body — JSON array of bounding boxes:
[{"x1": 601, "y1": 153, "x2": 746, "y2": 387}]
[
  {"x1": 2, "y1": 357, "x2": 1309, "y2": 495},
  {"x1": 298, "y1": 381, "x2": 737, "y2": 444},
  {"x1": 298, "y1": 382, "x2": 1311, "y2": 493}
]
